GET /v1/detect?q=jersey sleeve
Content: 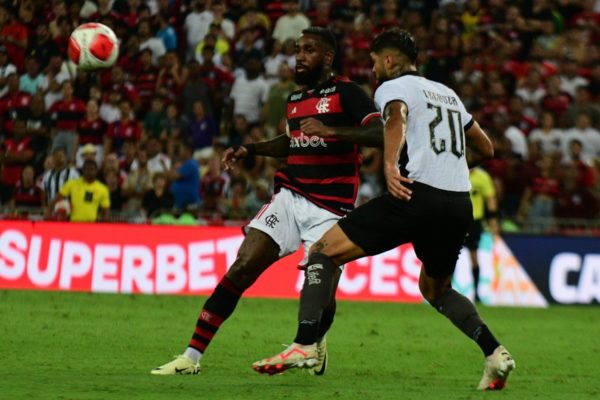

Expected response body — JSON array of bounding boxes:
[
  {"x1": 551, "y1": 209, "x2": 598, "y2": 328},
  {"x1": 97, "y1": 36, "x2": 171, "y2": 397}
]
[
  {"x1": 480, "y1": 170, "x2": 496, "y2": 198},
  {"x1": 100, "y1": 186, "x2": 111, "y2": 209},
  {"x1": 451, "y1": 89, "x2": 474, "y2": 130},
  {"x1": 373, "y1": 80, "x2": 411, "y2": 117},
  {"x1": 59, "y1": 179, "x2": 73, "y2": 197},
  {"x1": 340, "y1": 82, "x2": 380, "y2": 126}
]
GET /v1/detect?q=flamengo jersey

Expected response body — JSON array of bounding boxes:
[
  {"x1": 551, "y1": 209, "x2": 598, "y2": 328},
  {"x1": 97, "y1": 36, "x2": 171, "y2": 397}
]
[
  {"x1": 275, "y1": 76, "x2": 380, "y2": 215},
  {"x1": 374, "y1": 72, "x2": 473, "y2": 192}
]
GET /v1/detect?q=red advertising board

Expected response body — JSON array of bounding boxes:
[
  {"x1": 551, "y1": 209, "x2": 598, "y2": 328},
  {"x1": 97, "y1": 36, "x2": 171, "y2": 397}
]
[{"x1": 0, "y1": 221, "x2": 423, "y2": 303}]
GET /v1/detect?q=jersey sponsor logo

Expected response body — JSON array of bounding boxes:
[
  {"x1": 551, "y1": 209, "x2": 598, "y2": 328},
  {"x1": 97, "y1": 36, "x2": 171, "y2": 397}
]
[
  {"x1": 316, "y1": 97, "x2": 331, "y2": 114},
  {"x1": 289, "y1": 132, "x2": 328, "y2": 148},
  {"x1": 319, "y1": 86, "x2": 336, "y2": 95},
  {"x1": 290, "y1": 93, "x2": 303, "y2": 101}
]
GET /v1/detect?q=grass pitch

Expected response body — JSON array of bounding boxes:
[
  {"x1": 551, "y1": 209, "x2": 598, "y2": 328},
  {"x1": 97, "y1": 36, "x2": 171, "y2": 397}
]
[{"x1": 1, "y1": 290, "x2": 599, "y2": 400}]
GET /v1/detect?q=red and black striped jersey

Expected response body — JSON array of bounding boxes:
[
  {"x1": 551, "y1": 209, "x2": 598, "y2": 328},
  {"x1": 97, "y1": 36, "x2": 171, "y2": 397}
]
[
  {"x1": 77, "y1": 118, "x2": 108, "y2": 145},
  {"x1": 275, "y1": 76, "x2": 380, "y2": 216}
]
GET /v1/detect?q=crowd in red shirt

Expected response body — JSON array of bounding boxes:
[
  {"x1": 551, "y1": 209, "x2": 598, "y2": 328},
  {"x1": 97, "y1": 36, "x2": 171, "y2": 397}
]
[{"x1": 0, "y1": 0, "x2": 599, "y2": 232}]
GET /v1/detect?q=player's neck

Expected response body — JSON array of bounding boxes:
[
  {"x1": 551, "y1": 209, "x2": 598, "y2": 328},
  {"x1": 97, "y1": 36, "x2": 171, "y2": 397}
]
[
  {"x1": 389, "y1": 65, "x2": 417, "y2": 79},
  {"x1": 311, "y1": 69, "x2": 334, "y2": 89}
]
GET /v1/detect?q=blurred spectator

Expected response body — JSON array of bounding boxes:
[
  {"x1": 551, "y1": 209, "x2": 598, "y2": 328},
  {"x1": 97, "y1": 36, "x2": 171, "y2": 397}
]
[
  {"x1": 564, "y1": 139, "x2": 596, "y2": 189},
  {"x1": 41, "y1": 146, "x2": 79, "y2": 210},
  {"x1": 19, "y1": 56, "x2": 44, "y2": 95},
  {"x1": 263, "y1": 63, "x2": 296, "y2": 137},
  {"x1": 107, "y1": 66, "x2": 140, "y2": 109},
  {"x1": 104, "y1": 168, "x2": 123, "y2": 211},
  {"x1": 138, "y1": 19, "x2": 166, "y2": 66},
  {"x1": 555, "y1": 165, "x2": 598, "y2": 220},
  {"x1": 1, "y1": 118, "x2": 34, "y2": 188},
  {"x1": 0, "y1": 73, "x2": 31, "y2": 134},
  {"x1": 223, "y1": 179, "x2": 249, "y2": 220},
  {"x1": 515, "y1": 69, "x2": 546, "y2": 109},
  {"x1": 134, "y1": 48, "x2": 159, "y2": 112},
  {"x1": 131, "y1": 136, "x2": 171, "y2": 176},
  {"x1": 76, "y1": 99, "x2": 107, "y2": 167},
  {"x1": 155, "y1": 12, "x2": 177, "y2": 52},
  {"x1": 104, "y1": 99, "x2": 142, "y2": 155},
  {"x1": 169, "y1": 141, "x2": 200, "y2": 210},
  {"x1": 0, "y1": 45, "x2": 17, "y2": 97},
  {"x1": 234, "y1": 28, "x2": 264, "y2": 68},
  {"x1": 493, "y1": 113, "x2": 528, "y2": 161},
  {"x1": 156, "y1": 51, "x2": 185, "y2": 103},
  {"x1": 230, "y1": 56, "x2": 268, "y2": 124},
  {"x1": 184, "y1": 0, "x2": 213, "y2": 60},
  {"x1": 272, "y1": 0, "x2": 311, "y2": 43},
  {"x1": 565, "y1": 86, "x2": 600, "y2": 129},
  {"x1": 27, "y1": 22, "x2": 60, "y2": 69},
  {"x1": 541, "y1": 74, "x2": 572, "y2": 120},
  {"x1": 517, "y1": 156, "x2": 560, "y2": 227},
  {"x1": 142, "y1": 172, "x2": 174, "y2": 217},
  {"x1": 184, "y1": 100, "x2": 218, "y2": 154},
  {"x1": 143, "y1": 97, "x2": 168, "y2": 139},
  {"x1": 49, "y1": 80, "x2": 86, "y2": 161},
  {"x1": 561, "y1": 112, "x2": 600, "y2": 164},
  {"x1": 48, "y1": 159, "x2": 110, "y2": 222},
  {"x1": 180, "y1": 61, "x2": 213, "y2": 120},
  {"x1": 559, "y1": 57, "x2": 589, "y2": 98},
  {"x1": 123, "y1": 146, "x2": 153, "y2": 211},
  {"x1": 10, "y1": 165, "x2": 42, "y2": 208},
  {"x1": 161, "y1": 104, "x2": 184, "y2": 157},
  {"x1": 103, "y1": 152, "x2": 128, "y2": 184},
  {"x1": 26, "y1": 94, "x2": 52, "y2": 173},
  {"x1": 210, "y1": 1, "x2": 235, "y2": 40},
  {"x1": 0, "y1": 5, "x2": 28, "y2": 71},
  {"x1": 529, "y1": 111, "x2": 562, "y2": 157},
  {"x1": 507, "y1": 95, "x2": 537, "y2": 135},
  {"x1": 99, "y1": 89, "x2": 123, "y2": 124}
]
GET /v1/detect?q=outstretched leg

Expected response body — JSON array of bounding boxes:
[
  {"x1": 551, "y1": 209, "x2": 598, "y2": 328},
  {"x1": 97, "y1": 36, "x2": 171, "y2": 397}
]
[
  {"x1": 419, "y1": 268, "x2": 515, "y2": 390},
  {"x1": 152, "y1": 228, "x2": 280, "y2": 375},
  {"x1": 253, "y1": 224, "x2": 365, "y2": 374}
]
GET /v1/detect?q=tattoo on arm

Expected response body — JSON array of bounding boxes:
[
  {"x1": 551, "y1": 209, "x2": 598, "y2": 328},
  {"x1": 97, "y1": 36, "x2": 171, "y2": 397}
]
[{"x1": 312, "y1": 239, "x2": 328, "y2": 254}]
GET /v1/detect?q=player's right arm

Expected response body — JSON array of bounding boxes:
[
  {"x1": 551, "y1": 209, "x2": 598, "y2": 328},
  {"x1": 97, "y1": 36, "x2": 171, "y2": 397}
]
[
  {"x1": 222, "y1": 134, "x2": 290, "y2": 171},
  {"x1": 465, "y1": 121, "x2": 494, "y2": 168},
  {"x1": 382, "y1": 100, "x2": 413, "y2": 201}
]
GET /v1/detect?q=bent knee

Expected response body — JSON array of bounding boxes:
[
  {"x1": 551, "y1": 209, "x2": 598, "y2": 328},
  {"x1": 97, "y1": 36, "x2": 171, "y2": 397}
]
[{"x1": 419, "y1": 276, "x2": 451, "y2": 304}]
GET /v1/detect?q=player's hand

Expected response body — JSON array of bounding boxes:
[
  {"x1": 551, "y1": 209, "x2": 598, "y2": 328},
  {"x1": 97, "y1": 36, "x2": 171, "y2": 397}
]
[
  {"x1": 300, "y1": 118, "x2": 335, "y2": 138},
  {"x1": 384, "y1": 163, "x2": 413, "y2": 201},
  {"x1": 222, "y1": 146, "x2": 248, "y2": 171}
]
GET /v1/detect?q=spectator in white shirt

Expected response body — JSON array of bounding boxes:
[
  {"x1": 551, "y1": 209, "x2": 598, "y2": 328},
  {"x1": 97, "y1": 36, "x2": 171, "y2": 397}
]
[
  {"x1": 562, "y1": 112, "x2": 600, "y2": 164},
  {"x1": 184, "y1": 0, "x2": 213, "y2": 60},
  {"x1": 230, "y1": 56, "x2": 269, "y2": 124},
  {"x1": 559, "y1": 57, "x2": 589, "y2": 98},
  {"x1": 0, "y1": 45, "x2": 17, "y2": 97},
  {"x1": 272, "y1": 0, "x2": 311, "y2": 43},
  {"x1": 493, "y1": 114, "x2": 529, "y2": 160},
  {"x1": 529, "y1": 111, "x2": 563, "y2": 156}
]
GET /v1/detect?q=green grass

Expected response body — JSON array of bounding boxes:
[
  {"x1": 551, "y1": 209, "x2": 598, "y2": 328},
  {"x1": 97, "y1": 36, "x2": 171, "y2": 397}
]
[{"x1": 1, "y1": 290, "x2": 599, "y2": 400}]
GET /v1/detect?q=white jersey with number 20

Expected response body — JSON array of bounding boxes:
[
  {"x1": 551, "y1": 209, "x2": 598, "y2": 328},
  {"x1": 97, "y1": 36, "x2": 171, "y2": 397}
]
[{"x1": 374, "y1": 73, "x2": 473, "y2": 192}]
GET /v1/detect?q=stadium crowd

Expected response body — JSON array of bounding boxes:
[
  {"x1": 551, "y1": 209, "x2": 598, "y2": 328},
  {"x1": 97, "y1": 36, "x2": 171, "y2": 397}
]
[{"x1": 0, "y1": 0, "x2": 599, "y2": 233}]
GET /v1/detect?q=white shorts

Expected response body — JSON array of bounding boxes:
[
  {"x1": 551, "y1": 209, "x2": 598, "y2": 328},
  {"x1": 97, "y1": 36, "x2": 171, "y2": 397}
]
[{"x1": 246, "y1": 188, "x2": 341, "y2": 265}]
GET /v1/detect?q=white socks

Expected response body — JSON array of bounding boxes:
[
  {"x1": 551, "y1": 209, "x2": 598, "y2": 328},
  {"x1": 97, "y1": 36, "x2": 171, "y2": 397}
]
[{"x1": 184, "y1": 347, "x2": 202, "y2": 364}]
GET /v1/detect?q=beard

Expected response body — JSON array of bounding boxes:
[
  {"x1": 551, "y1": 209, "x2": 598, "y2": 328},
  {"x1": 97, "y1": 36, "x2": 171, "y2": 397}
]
[{"x1": 294, "y1": 63, "x2": 324, "y2": 86}]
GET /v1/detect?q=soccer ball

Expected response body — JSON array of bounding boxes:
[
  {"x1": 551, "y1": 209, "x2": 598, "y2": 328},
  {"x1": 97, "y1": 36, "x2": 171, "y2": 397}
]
[{"x1": 68, "y1": 23, "x2": 119, "y2": 70}]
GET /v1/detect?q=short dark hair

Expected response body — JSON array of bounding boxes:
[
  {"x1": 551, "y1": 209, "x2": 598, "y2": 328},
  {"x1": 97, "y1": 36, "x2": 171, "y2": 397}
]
[
  {"x1": 371, "y1": 28, "x2": 418, "y2": 64},
  {"x1": 301, "y1": 27, "x2": 337, "y2": 53}
]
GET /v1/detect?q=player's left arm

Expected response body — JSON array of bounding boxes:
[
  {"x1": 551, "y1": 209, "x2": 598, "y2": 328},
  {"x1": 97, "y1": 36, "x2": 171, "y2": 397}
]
[{"x1": 382, "y1": 100, "x2": 413, "y2": 201}]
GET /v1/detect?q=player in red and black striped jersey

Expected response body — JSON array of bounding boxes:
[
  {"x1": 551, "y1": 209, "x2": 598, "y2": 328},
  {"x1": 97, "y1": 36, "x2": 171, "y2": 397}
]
[{"x1": 151, "y1": 27, "x2": 382, "y2": 376}]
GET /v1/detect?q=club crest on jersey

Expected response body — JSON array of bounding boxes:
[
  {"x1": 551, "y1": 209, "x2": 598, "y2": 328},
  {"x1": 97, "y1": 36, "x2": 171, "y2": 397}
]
[
  {"x1": 290, "y1": 132, "x2": 328, "y2": 148},
  {"x1": 316, "y1": 97, "x2": 331, "y2": 114}
]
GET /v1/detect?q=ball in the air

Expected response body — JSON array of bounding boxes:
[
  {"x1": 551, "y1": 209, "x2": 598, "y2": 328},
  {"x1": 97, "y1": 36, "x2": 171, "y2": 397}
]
[{"x1": 68, "y1": 23, "x2": 119, "y2": 70}]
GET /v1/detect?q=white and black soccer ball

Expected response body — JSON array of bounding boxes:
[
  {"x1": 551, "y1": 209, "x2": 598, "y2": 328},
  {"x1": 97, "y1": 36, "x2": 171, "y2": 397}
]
[{"x1": 68, "y1": 23, "x2": 119, "y2": 71}]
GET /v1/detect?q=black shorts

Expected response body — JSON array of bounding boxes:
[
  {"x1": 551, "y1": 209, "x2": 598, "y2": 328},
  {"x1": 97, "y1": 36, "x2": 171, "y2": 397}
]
[
  {"x1": 338, "y1": 181, "x2": 473, "y2": 278},
  {"x1": 464, "y1": 219, "x2": 483, "y2": 250}
]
